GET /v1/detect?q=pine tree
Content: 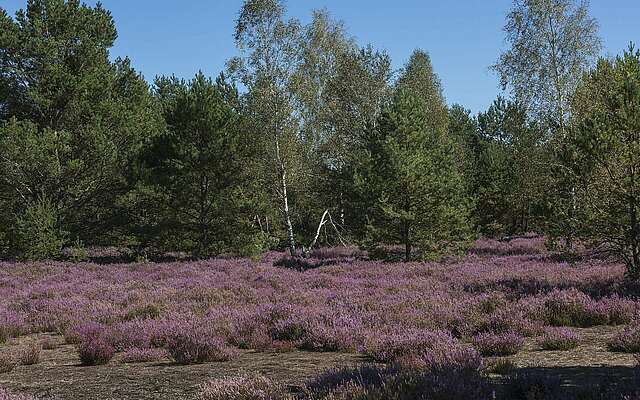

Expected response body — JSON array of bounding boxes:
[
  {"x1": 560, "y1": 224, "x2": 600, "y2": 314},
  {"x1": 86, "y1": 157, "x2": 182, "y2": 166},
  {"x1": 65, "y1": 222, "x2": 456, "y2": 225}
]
[
  {"x1": 572, "y1": 46, "x2": 640, "y2": 277},
  {"x1": 365, "y1": 90, "x2": 472, "y2": 261},
  {"x1": 0, "y1": 1, "x2": 162, "y2": 258}
]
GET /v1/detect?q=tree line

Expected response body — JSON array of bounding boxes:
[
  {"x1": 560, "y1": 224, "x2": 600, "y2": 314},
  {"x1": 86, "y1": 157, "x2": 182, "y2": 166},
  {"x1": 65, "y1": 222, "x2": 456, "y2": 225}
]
[{"x1": 1, "y1": 0, "x2": 639, "y2": 276}]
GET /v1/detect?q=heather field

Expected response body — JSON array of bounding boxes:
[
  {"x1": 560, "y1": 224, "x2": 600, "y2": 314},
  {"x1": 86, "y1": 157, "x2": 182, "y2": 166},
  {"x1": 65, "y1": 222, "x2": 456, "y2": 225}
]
[{"x1": 1, "y1": 237, "x2": 640, "y2": 399}]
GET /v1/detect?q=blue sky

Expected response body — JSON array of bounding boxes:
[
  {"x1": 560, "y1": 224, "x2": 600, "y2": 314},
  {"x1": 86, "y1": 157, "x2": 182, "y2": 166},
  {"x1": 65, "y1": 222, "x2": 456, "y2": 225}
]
[{"x1": 2, "y1": 1, "x2": 639, "y2": 113}]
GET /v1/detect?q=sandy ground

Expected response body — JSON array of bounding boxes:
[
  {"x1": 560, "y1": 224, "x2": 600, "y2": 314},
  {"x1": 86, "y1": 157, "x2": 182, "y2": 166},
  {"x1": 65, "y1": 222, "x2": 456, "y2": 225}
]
[{"x1": 0, "y1": 326, "x2": 638, "y2": 399}]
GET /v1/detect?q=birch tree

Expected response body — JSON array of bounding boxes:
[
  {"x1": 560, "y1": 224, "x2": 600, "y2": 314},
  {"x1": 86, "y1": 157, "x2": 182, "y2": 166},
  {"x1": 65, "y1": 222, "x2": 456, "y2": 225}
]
[
  {"x1": 228, "y1": 0, "x2": 303, "y2": 256},
  {"x1": 493, "y1": 0, "x2": 601, "y2": 247}
]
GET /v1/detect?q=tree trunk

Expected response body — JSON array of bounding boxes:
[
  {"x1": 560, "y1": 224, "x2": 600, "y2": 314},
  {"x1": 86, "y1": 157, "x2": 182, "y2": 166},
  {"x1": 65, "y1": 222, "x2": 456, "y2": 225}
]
[
  {"x1": 275, "y1": 136, "x2": 296, "y2": 257},
  {"x1": 629, "y1": 164, "x2": 639, "y2": 278},
  {"x1": 281, "y1": 167, "x2": 296, "y2": 257},
  {"x1": 404, "y1": 224, "x2": 411, "y2": 262}
]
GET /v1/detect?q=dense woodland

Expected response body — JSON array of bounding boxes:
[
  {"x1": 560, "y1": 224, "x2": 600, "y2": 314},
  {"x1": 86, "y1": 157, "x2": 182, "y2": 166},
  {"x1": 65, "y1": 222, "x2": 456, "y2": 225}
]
[{"x1": 0, "y1": 0, "x2": 639, "y2": 274}]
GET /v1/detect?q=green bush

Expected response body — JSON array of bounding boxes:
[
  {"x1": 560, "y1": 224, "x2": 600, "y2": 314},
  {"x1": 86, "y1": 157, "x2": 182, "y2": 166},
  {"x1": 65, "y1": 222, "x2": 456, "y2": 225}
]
[
  {"x1": 69, "y1": 237, "x2": 89, "y2": 262},
  {"x1": 16, "y1": 198, "x2": 67, "y2": 261}
]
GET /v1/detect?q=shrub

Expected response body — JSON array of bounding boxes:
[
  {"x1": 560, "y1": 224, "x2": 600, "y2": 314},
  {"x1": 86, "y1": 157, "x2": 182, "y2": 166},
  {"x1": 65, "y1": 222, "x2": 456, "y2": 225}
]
[
  {"x1": 0, "y1": 386, "x2": 33, "y2": 400},
  {"x1": 15, "y1": 197, "x2": 67, "y2": 261},
  {"x1": 77, "y1": 337, "x2": 115, "y2": 366},
  {"x1": 196, "y1": 373, "x2": 289, "y2": 400},
  {"x1": 0, "y1": 309, "x2": 27, "y2": 344},
  {"x1": 18, "y1": 342, "x2": 41, "y2": 365},
  {"x1": 0, "y1": 353, "x2": 16, "y2": 374},
  {"x1": 64, "y1": 322, "x2": 107, "y2": 345},
  {"x1": 483, "y1": 358, "x2": 517, "y2": 375},
  {"x1": 165, "y1": 330, "x2": 236, "y2": 365},
  {"x1": 472, "y1": 332, "x2": 524, "y2": 356},
  {"x1": 269, "y1": 315, "x2": 309, "y2": 342},
  {"x1": 298, "y1": 321, "x2": 360, "y2": 353},
  {"x1": 305, "y1": 365, "x2": 390, "y2": 397},
  {"x1": 476, "y1": 309, "x2": 542, "y2": 337},
  {"x1": 305, "y1": 364, "x2": 491, "y2": 400},
  {"x1": 362, "y1": 330, "x2": 457, "y2": 363},
  {"x1": 229, "y1": 317, "x2": 273, "y2": 351},
  {"x1": 68, "y1": 237, "x2": 88, "y2": 262},
  {"x1": 608, "y1": 324, "x2": 640, "y2": 353},
  {"x1": 541, "y1": 289, "x2": 591, "y2": 327},
  {"x1": 537, "y1": 327, "x2": 579, "y2": 351},
  {"x1": 123, "y1": 303, "x2": 164, "y2": 321},
  {"x1": 394, "y1": 345, "x2": 483, "y2": 374},
  {"x1": 121, "y1": 348, "x2": 167, "y2": 364}
]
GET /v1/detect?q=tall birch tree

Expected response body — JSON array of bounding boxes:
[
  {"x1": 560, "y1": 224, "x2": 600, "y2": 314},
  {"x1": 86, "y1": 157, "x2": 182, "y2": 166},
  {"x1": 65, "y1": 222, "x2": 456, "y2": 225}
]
[
  {"x1": 228, "y1": 0, "x2": 303, "y2": 256},
  {"x1": 493, "y1": 0, "x2": 601, "y2": 247}
]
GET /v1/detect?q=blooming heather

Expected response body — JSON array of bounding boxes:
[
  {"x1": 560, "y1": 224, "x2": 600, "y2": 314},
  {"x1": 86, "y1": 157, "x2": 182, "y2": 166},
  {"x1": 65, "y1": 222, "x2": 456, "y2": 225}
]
[
  {"x1": 0, "y1": 387, "x2": 33, "y2": 400},
  {"x1": 77, "y1": 337, "x2": 115, "y2": 366},
  {"x1": 196, "y1": 373, "x2": 289, "y2": 400},
  {"x1": 165, "y1": 329, "x2": 237, "y2": 365},
  {"x1": 0, "y1": 236, "x2": 637, "y2": 366},
  {"x1": 537, "y1": 327, "x2": 579, "y2": 351},
  {"x1": 472, "y1": 332, "x2": 525, "y2": 356},
  {"x1": 120, "y1": 348, "x2": 167, "y2": 363},
  {"x1": 608, "y1": 323, "x2": 640, "y2": 353}
]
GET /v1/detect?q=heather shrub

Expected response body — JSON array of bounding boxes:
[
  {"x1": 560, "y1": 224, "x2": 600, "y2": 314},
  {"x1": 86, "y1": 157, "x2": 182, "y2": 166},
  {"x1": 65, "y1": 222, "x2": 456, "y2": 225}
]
[
  {"x1": 0, "y1": 309, "x2": 27, "y2": 343},
  {"x1": 541, "y1": 289, "x2": 591, "y2": 327},
  {"x1": 478, "y1": 292, "x2": 508, "y2": 314},
  {"x1": 376, "y1": 368, "x2": 491, "y2": 400},
  {"x1": 123, "y1": 302, "x2": 164, "y2": 321},
  {"x1": 299, "y1": 320, "x2": 361, "y2": 352},
  {"x1": 270, "y1": 315, "x2": 309, "y2": 342},
  {"x1": 0, "y1": 353, "x2": 16, "y2": 374},
  {"x1": 305, "y1": 365, "x2": 390, "y2": 398},
  {"x1": 108, "y1": 319, "x2": 157, "y2": 351},
  {"x1": 0, "y1": 387, "x2": 33, "y2": 400},
  {"x1": 229, "y1": 316, "x2": 273, "y2": 351},
  {"x1": 475, "y1": 309, "x2": 542, "y2": 337},
  {"x1": 196, "y1": 373, "x2": 289, "y2": 400},
  {"x1": 472, "y1": 332, "x2": 524, "y2": 356},
  {"x1": 18, "y1": 341, "x2": 41, "y2": 365},
  {"x1": 362, "y1": 330, "x2": 457, "y2": 363},
  {"x1": 483, "y1": 358, "x2": 517, "y2": 375},
  {"x1": 537, "y1": 327, "x2": 579, "y2": 351},
  {"x1": 121, "y1": 348, "x2": 167, "y2": 363},
  {"x1": 585, "y1": 296, "x2": 638, "y2": 326},
  {"x1": 608, "y1": 324, "x2": 640, "y2": 353},
  {"x1": 64, "y1": 321, "x2": 107, "y2": 345},
  {"x1": 392, "y1": 342, "x2": 483, "y2": 374},
  {"x1": 165, "y1": 330, "x2": 237, "y2": 364},
  {"x1": 306, "y1": 364, "x2": 491, "y2": 400},
  {"x1": 77, "y1": 337, "x2": 115, "y2": 366}
]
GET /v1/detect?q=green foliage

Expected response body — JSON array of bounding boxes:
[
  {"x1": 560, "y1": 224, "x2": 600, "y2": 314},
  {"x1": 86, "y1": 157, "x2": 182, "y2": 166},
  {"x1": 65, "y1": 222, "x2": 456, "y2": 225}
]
[
  {"x1": 362, "y1": 88, "x2": 472, "y2": 261},
  {"x1": 571, "y1": 45, "x2": 640, "y2": 277},
  {"x1": 1, "y1": 0, "x2": 633, "y2": 265},
  {"x1": 68, "y1": 237, "x2": 88, "y2": 262},
  {"x1": 472, "y1": 97, "x2": 547, "y2": 236},
  {"x1": 0, "y1": 0, "x2": 162, "y2": 255},
  {"x1": 16, "y1": 197, "x2": 67, "y2": 261},
  {"x1": 139, "y1": 72, "x2": 259, "y2": 257}
]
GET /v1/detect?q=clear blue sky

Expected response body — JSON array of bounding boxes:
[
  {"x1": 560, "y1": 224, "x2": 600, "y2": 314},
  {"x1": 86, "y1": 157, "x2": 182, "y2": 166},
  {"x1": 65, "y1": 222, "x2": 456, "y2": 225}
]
[{"x1": 2, "y1": 1, "x2": 639, "y2": 113}]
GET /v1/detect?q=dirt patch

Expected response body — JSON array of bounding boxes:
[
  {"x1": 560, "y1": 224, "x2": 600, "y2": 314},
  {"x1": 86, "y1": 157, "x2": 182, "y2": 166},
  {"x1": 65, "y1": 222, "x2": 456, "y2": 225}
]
[
  {"x1": 0, "y1": 334, "x2": 365, "y2": 400},
  {"x1": 491, "y1": 326, "x2": 639, "y2": 390},
  {"x1": 1, "y1": 327, "x2": 639, "y2": 399}
]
